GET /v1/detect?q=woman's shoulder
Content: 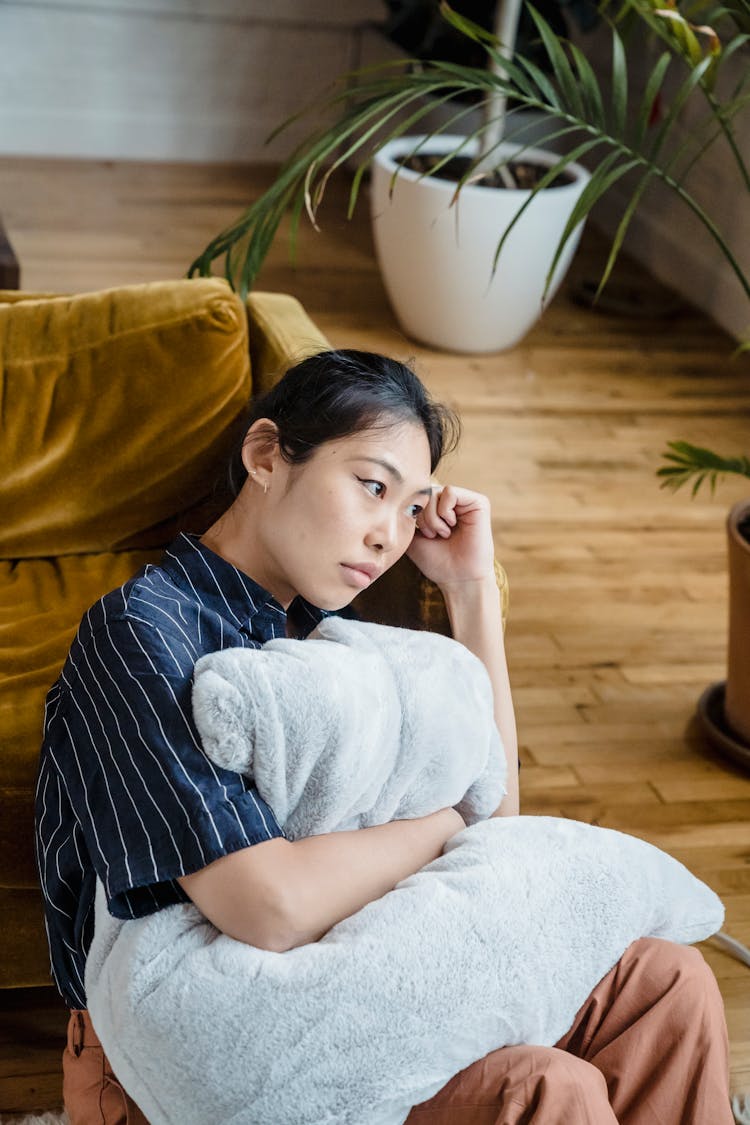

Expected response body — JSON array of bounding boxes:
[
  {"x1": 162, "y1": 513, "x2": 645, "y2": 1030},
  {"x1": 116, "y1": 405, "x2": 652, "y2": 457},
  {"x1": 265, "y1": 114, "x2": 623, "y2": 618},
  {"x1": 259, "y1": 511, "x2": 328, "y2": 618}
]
[
  {"x1": 78, "y1": 561, "x2": 180, "y2": 640},
  {"x1": 63, "y1": 559, "x2": 211, "y2": 690}
]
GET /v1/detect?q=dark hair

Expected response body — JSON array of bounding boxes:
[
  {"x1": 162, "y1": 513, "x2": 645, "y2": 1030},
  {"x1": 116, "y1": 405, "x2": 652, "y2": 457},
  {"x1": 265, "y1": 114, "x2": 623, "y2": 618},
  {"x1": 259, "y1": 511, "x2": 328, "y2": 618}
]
[{"x1": 227, "y1": 349, "x2": 461, "y2": 497}]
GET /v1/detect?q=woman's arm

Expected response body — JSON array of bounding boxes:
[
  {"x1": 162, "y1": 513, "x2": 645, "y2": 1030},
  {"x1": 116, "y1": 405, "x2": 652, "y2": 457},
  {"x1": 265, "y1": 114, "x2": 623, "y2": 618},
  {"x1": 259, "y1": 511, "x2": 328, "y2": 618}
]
[
  {"x1": 440, "y1": 577, "x2": 519, "y2": 817},
  {"x1": 407, "y1": 483, "x2": 519, "y2": 818},
  {"x1": 178, "y1": 806, "x2": 465, "y2": 952}
]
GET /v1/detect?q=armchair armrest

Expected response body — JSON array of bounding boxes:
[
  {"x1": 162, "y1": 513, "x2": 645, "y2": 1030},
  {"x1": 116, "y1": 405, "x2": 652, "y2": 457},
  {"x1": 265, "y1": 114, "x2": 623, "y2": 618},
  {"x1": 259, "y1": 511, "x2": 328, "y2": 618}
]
[{"x1": 245, "y1": 292, "x2": 330, "y2": 397}]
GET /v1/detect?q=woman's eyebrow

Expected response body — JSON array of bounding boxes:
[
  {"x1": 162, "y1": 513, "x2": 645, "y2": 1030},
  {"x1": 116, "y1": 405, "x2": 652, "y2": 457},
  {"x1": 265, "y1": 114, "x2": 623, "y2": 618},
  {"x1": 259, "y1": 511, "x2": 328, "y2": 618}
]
[{"x1": 349, "y1": 457, "x2": 434, "y2": 497}]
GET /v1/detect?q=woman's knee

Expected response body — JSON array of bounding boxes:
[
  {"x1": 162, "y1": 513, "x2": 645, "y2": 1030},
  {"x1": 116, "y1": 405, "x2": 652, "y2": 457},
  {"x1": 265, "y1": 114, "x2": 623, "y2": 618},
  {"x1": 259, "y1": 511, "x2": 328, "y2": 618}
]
[
  {"x1": 627, "y1": 937, "x2": 713, "y2": 983},
  {"x1": 413, "y1": 1045, "x2": 611, "y2": 1117},
  {"x1": 497, "y1": 1045, "x2": 611, "y2": 1108},
  {"x1": 540, "y1": 1048, "x2": 610, "y2": 1094},
  {"x1": 624, "y1": 937, "x2": 723, "y2": 1018}
]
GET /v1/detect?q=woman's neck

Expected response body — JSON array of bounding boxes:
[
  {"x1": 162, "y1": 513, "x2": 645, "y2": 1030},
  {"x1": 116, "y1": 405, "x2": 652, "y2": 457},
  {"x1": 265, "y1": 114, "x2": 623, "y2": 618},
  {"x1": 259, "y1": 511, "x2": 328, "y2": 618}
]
[{"x1": 200, "y1": 499, "x2": 294, "y2": 611}]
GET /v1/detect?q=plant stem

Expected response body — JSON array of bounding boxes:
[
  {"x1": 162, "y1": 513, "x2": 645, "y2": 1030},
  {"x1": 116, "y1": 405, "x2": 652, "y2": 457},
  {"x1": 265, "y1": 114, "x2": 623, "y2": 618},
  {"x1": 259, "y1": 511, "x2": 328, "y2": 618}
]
[{"x1": 477, "y1": 0, "x2": 523, "y2": 181}]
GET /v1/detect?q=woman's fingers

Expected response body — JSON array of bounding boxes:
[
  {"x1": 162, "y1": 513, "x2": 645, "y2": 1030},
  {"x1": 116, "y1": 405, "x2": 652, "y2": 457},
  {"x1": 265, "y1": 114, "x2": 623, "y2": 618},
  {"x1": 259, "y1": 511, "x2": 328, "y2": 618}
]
[
  {"x1": 418, "y1": 487, "x2": 451, "y2": 537},
  {"x1": 436, "y1": 486, "x2": 459, "y2": 527},
  {"x1": 419, "y1": 485, "x2": 486, "y2": 537}
]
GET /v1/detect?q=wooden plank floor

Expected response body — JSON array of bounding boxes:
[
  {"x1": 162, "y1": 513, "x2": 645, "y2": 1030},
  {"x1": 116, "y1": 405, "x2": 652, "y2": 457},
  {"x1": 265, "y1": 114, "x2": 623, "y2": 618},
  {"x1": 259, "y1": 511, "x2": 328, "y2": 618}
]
[{"x1": 1, "y1": 157, "x2": 749, "y2": 1115}]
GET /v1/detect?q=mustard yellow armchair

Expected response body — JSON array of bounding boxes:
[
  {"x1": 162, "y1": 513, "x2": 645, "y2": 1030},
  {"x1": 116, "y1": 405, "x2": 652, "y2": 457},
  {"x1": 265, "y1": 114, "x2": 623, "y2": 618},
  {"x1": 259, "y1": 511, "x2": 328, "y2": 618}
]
[{"x1": 0, "y1": 278, "x2": 508, "y2": 991}]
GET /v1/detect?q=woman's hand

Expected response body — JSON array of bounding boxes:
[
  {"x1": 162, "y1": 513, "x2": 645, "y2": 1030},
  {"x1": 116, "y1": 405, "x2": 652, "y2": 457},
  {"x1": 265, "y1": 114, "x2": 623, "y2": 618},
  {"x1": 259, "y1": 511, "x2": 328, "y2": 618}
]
[{"x1": 406, "y1": 484, "x2": 495, "y2": 591}]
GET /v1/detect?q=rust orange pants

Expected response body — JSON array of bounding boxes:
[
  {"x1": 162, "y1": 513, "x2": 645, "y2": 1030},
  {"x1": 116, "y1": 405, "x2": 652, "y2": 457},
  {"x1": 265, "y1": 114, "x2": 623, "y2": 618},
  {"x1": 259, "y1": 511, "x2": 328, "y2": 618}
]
[{"x1": 63, "y1": 937, "x2": 733, "y2": 1124}]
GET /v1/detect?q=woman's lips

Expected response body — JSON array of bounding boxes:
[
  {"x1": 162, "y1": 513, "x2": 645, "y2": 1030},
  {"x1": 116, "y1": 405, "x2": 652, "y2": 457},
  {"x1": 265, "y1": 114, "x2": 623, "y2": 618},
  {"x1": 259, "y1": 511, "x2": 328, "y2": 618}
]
[{"x1": 340, "y1": 564, "x2": 373, "y2": 588}]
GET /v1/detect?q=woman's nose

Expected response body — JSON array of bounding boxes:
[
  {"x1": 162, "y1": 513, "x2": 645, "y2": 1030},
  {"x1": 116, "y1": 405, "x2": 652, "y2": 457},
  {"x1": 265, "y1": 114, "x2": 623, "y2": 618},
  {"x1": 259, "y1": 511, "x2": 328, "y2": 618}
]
[{"x1": 365, "y1": 509, "x2": 398, "y2": 553}]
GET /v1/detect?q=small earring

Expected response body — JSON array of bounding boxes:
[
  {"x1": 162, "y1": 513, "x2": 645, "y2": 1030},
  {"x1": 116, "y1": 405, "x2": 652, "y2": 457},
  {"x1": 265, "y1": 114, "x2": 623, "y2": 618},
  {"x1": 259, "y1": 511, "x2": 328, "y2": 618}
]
[{"x1": 249, "y1": 470, "x2": 266, "y2": 497}]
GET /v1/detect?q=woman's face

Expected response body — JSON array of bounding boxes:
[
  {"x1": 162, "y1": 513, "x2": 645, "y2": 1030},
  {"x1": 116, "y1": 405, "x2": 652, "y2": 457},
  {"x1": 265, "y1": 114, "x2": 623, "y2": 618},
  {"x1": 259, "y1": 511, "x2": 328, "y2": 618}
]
[{"x1": 250, "y1": 420, "x2": 434, "y2": 611}]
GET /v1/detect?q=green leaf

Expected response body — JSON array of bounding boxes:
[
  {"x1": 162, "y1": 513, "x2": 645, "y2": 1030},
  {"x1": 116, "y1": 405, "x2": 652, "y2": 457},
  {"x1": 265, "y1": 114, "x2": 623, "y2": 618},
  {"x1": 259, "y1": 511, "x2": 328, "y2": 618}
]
[
  {"x1": 528, "y1": 6, "x2": 586, "y2": 120},
  {"x1": 656, "y1": 440, "x2": 750, "y2": 495},
  {"x1": 513, "y1": 55, "x2": 564, "y2": 110},
  {"x1": 633, "y1": 51, "x2": 672, "y2": 147},
  {"x1": 724, "y1": 31, "x2": 750, "y2": 66},
  {"x1": 439, "y1": 1, "x2": 501, "y2": 48},
  {"x1": 611, "y1": 27, "x2": 629, "y2": 135},
  {"x1": 568, "y1": 43, "x2": 606, "y2": 131},
  {"x1": 592, "y1": 171, "x2": 653, "y2": 298},
  {"x1": 545, "y1": 155, "x2": 643, "y2": 293},
  {"x1": 646, "y1": 53, "x2": 715, "y2": 163},
  {"x1": 491, "y1": 139, "x2": 607, "y2": 276}
]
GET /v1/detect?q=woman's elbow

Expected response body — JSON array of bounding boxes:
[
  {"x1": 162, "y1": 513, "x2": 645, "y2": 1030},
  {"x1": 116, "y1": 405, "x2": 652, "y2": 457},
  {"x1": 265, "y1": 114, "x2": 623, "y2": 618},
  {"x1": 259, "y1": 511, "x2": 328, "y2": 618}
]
[
  {"x1": 219, "y1": 903, "x2": 294, "y2": 952},
  {"x1": 177, "y1": 839, "x2": 296, "y2": 951}
]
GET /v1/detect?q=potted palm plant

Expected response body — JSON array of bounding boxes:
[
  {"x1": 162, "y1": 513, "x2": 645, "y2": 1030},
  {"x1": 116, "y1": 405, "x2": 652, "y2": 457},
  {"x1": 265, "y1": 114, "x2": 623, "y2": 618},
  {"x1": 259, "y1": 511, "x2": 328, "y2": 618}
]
[
  {"x1": 658, "y1": 443, "x2": 750, "y2": 771},
  {"x1": 654, "y1": 0, "x2": 749, "y2": 771},
  {"x1": 365, "y1": 0, "x2": 594, "y2": 350},
  {"x1": 190, "y1": 0, "x2": 749, "y2": 353}
]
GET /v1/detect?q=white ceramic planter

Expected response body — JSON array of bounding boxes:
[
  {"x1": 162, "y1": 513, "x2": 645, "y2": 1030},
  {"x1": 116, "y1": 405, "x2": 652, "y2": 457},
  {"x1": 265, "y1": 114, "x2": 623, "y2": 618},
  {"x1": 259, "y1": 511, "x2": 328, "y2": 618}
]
[{"x1": 370, "y1": 135, "x2": 592, "y2": 353}]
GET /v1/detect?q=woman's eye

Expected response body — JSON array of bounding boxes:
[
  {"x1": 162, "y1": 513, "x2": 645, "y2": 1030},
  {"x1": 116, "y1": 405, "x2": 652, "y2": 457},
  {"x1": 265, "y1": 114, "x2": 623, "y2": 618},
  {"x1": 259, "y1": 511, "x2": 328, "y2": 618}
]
[
  {"x1": 359, "y1": 478, "x2": 385, "y2": 498},
  {"x1": 408, "y1": 504, "x2": 424, "y2": 520}
]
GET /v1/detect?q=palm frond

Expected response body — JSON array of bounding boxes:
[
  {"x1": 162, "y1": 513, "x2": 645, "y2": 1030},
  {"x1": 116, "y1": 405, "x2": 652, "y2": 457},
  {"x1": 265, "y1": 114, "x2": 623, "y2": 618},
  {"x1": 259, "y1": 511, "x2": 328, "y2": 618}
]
[
  {"x1": 657, "y1": 441, "x2": 750, "y2": 495},
  {"x1": 616, "y1": 0, "x2": 750, "y2": 187}
]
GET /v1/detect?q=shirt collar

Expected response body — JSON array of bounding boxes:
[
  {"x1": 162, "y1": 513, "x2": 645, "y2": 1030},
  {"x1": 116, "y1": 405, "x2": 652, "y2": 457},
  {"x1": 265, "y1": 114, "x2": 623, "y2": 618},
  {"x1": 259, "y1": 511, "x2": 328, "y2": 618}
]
[{"x1": 160, "y1": 532, "x2": 333, "y2": 642}]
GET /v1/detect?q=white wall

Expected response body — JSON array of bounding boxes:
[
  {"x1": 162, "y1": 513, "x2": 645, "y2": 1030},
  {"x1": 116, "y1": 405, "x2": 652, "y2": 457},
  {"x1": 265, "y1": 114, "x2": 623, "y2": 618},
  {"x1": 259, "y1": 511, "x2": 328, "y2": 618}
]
[{"x1": 0, "y1": 0, "x2": 385, "y2": 162}]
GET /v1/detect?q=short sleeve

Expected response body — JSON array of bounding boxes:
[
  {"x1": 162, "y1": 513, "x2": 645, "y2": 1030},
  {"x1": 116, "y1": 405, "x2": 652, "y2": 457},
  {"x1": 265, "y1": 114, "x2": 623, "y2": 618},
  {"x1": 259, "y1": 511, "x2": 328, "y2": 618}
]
[{"x1": 55, "y1": 609, "x2": 285, "y2": 919}]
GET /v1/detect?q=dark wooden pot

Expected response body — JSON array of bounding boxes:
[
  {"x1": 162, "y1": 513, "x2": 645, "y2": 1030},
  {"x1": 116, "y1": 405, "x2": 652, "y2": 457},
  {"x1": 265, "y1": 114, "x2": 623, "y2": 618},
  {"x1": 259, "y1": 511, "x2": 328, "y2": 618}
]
[
  {"x1": 697, "y1": 499, "x2": 750, "y2": 771},
  {"x1": 725, "y1": 498, "x2": 750, "y2": 746}
]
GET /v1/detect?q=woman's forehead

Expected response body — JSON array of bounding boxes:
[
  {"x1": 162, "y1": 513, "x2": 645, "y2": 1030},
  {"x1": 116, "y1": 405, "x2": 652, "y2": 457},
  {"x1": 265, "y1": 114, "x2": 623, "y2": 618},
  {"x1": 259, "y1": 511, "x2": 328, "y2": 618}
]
[{"x1": 326, "y1": 423, "x2": 432, "y2": 482}]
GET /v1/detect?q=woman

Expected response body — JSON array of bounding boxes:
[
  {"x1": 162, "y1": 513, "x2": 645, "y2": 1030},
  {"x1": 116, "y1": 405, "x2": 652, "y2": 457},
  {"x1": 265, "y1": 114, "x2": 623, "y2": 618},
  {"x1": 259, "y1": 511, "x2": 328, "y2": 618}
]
[{"x1": 35, "y1": 349, "x2": 732, "y2": 1124}]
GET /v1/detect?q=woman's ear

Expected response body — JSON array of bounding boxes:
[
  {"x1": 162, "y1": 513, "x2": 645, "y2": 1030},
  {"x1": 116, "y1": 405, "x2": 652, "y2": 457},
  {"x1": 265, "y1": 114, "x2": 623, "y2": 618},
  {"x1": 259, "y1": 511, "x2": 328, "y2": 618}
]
[{"x1": 241, "y1": 419, "x2": 280, "y2": 487}]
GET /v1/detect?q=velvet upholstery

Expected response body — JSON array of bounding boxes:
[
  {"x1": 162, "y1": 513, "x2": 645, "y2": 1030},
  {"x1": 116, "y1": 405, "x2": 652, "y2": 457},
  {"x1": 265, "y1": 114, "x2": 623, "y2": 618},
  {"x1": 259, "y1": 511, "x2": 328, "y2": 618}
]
[
  {"x1": 1, "y1": 279, "x2": 251, "y2": 557},
  {"x1": 1, "y1": 278, "x2": 508, "y2": 991}
]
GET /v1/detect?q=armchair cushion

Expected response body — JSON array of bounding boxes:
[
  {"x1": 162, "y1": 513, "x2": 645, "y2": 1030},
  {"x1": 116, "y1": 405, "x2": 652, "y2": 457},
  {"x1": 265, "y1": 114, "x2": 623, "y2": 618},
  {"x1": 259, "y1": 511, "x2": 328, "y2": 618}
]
[{"x1": 0, "y1": 278, "x2": 251, "y2": 559}]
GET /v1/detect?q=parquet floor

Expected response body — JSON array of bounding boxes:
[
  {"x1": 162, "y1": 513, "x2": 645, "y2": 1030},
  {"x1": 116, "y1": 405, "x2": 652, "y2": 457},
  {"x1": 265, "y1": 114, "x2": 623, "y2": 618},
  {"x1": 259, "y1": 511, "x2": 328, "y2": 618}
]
[{"x1": 1, "y1": 157, "x2": 749, "y2": 1115}]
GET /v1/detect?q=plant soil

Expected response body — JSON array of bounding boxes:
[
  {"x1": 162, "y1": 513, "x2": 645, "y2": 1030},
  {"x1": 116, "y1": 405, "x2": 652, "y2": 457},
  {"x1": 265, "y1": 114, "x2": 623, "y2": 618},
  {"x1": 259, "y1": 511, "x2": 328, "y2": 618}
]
[
  {"x1": 738, "y1": 512, "x2": 750, "y2": 544},
  {"x1": 398, "y1": 153, "x2": 575, "y2": 190}
]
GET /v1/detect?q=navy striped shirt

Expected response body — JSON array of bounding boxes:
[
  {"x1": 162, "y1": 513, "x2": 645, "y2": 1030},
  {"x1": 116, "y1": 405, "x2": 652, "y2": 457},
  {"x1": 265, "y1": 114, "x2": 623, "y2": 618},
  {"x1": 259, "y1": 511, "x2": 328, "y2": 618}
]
[{"x1": 34, "y1": 532, "x2": 349, "y2": 1008}]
